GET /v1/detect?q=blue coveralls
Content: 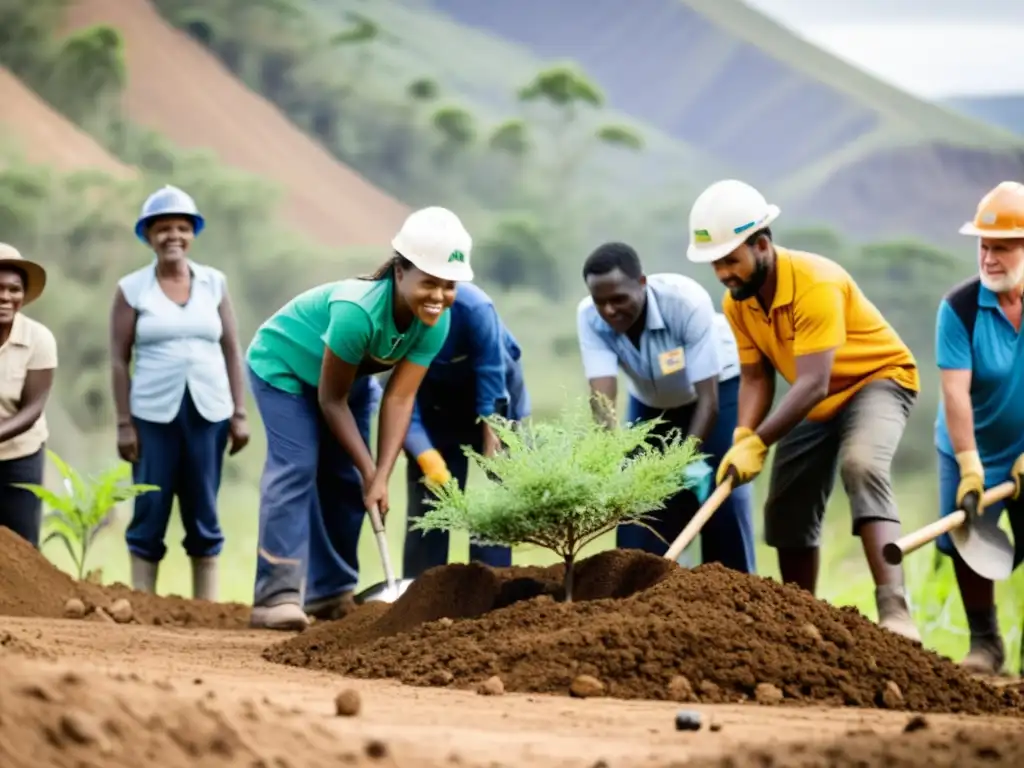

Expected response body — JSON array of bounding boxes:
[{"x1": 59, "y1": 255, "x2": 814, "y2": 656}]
[{"x1": 397, "y1": 283, "x2": 531, "y2": 578}]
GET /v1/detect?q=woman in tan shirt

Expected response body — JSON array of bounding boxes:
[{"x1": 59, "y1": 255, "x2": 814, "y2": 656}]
[{"x1": 0, "y1": 244, "x2": 57, "y2": 548}]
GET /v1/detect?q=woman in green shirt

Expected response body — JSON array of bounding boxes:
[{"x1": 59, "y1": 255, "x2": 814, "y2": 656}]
[{"x1": 245, "y1": 206, "x2": 474, "y2": 630}]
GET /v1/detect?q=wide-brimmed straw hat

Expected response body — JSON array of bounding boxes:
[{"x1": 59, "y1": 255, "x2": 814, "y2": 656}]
[{"x1": 0, "y1": 243, "x2": 47, "y2": 305}]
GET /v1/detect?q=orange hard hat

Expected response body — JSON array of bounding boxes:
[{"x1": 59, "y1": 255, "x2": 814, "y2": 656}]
[{"x1": 959, "y1": 181, "x2": 1024, "y2": 238}]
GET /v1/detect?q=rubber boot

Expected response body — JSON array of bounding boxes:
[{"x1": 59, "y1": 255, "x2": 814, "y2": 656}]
[
  {"x1": 191, "y1": 556, "x2": 218, "y2": 602},
  {"x1": 130, "y1": 554, "x2": 159, "y2": 594},
  {"x1": 250, "y1": 601, "x2": 310, "y2": 631},
  {"x1": 960, "y1": 633, "x2": 1005, "y2": 675},
  {"x1": 875, "y1": 584, "x2": 921, "y2": 643},
  {"x1": 304, "y1": 590, "x2": 356, "y2": 622}
]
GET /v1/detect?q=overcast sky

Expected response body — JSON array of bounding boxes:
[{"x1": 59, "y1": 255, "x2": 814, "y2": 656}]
[{"x1": 742, "y1": 0, "x2": 1024, "y2": 98}]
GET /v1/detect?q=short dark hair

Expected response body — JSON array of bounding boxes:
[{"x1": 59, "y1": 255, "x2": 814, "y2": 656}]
[
  {"x1": 745, "y1": 227, "x2": 772, "y2": 247},
  {"x1": 361, "y1": 252, "x2": 414, "y2": 281},
  {"x1": 582, "y1": 242, "x2": 643, "y2": 281}
]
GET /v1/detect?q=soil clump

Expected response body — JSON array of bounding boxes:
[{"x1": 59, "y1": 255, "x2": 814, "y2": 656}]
[
  {"x1": 681, "y1": 724, "x2": 1024, "y2": 766},
  {"x1": 0, "y1": 527, "x2": 250, "y2": 628},
  {"x1": 266, "y1": 549, "x2": 1024, "y2": 715}
]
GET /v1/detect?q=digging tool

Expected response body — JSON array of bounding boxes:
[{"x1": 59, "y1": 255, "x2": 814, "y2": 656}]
[
  {"x1": 663, "y1": 476, "x2": 734, "y2": 562},
  {"x1": 882, "y1": 480, "x2": 1015, "y2": 580},
  {"x1": 353, "y1": 504, "x2": 415, "y2": 605}
]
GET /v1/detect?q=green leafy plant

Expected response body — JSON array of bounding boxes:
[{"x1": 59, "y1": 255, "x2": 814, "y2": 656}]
[
  {"x1": 413, "y1": 395, "x2": 705, "y2": 601},
  {"x1": 14, "y1": 450, "x2": 159, "y2": 580}
]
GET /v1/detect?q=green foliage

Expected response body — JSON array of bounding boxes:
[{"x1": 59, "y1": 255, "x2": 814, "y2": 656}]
[
  {"x1": 595, "y1": 124, "x2": 644, "y2": 152},
  {"x1": 47, "y1": 25, "x2": 126, "y2": 126},
  {"x1": 13, "y1": 450, "x2": 158, "y2": 580},
  {"x1": 413, "y1": 396, "x2": 704, "y2": 600},
  {"x1": 518, "y1": 64, "x2": 604, "y2": 109},
  {"x1": 474, "y1": 214, "x2": 561, "y2": 298}
]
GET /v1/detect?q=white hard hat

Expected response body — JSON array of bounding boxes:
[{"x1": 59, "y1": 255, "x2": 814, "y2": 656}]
[
  {"x1": 391, "y1": 206, "x2": 474, "y2": 282},
  {"x1": 686, "y1": 180, "x2": 781, "y2": 264}
]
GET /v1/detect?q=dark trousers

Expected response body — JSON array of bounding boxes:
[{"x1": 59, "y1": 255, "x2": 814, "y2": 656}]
[
  {"x1": 403, "y1": 434, "x2": 512, "y2": 579},
  {"x1": 615, "y1": 376, "x2": 757, "y2": 573},
  {"x1": 126, "y1": 390, "x2": 229, "y2": 563},
  {"x1": 250, "y1": 367, "x2": 373, "y2": 608},
  {"x1": 0, "y1": 447, "x2": 45, "y2": 547}
]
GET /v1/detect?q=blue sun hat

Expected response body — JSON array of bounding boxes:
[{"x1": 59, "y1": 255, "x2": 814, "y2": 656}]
[{"x1": 134, "y1": 185, "x2": 206, "y2": 243}]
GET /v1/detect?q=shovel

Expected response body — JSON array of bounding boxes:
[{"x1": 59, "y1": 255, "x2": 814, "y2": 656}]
[
  {"x1": 664, "y1": 475, "x2": 734, "y2": 562},
  {"x1": 353, "y1": 503, "x2": 415, "y2": 605},
  {"x1": 882, "y1": 480, "x2": 1016, "y2": 581}
]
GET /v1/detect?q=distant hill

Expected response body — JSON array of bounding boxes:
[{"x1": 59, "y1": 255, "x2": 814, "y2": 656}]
[
  {"x1": 0, "y1": 66, "x2": 135, "y2": 179},
  {"x1": 944, "y1": 94, "x2": 1024, "y2": 137},
  {"x1": 425, "y1": 0, "x2": 1024, "y2": 245},
  {"x1": 62, "y1": 0, "x2": 410, "y2": 250}
]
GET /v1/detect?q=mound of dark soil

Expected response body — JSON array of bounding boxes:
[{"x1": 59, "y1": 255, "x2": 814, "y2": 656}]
[
  {"x1": 0, "y1": 527, "x2": 250, "y2": 629},
  {"x1": 265, "y1": 550, "x2": 1024, "y2": 715},
  {"x1": 681, "y1": 724, "x2": 1024, "y2": 767}
]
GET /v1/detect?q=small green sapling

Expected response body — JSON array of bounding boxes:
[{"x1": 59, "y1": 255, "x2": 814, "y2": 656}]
[
  {"x1": 14, "y1": 450, "x2": 159, "y2": 580},
  {"x1": 412, "y1": 396, "x2": 705, "y2": 601}
]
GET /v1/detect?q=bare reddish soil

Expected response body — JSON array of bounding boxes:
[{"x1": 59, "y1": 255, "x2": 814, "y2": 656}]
[
  {"x1": 0, "y1": 67, "x2": 135, "y2": 178},
  {"x1": 2, "y1": 527, "x2": 1024, "y2": 766},
  {"x1": 62, "y1": 0, "x2": 410, "y2": 250}
]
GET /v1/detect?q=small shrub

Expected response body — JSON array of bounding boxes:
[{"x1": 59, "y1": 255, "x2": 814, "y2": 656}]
[{"x1": 413, "y1": 395, "x2": 705, "y2": 600}]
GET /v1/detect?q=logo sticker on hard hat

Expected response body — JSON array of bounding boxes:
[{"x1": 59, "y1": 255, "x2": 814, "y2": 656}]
[
  {"x1": 981, "y1": 211, "x2": 997, "y2": 225},
  {"x1": 693, "y1": 229, "x2": 712, "y2": 243},
  {"x1": 448, "y1": 250, "x2": 466, "y2": 263}
]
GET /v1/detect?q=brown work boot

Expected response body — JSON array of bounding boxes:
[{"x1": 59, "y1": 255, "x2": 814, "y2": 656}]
[
  {"x1": 875, "y1": 584, "x2": 921, "y2": 643},
  {"x1": 303, "y1": 590, "x2": 357, "y2": 621},
  {"x1": 961, "y1": 634, "x2": 1005, "y2": 675}
]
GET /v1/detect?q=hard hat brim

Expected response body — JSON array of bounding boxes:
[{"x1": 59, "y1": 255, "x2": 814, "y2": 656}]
[
  {"x1": 686, "y1": 205, "x2": 780, "y2": 264},
  {"x1": 959, "y1": 222, "x2": 1024, "y2": 239},
  {"x1": 392, "y1": 243, "x2": 474, "y2": 282}
]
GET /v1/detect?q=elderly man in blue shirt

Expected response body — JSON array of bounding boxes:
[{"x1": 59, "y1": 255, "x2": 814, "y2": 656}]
[
  {"x1": 576, "y1": 241, "x2": 756, "y2": 573},
  {"x1": 397, "y1": 282, "x2": 530, "y2": 578},
  {"x1": 934, "y1": 181, "x2": 1024, "y2": 675}
]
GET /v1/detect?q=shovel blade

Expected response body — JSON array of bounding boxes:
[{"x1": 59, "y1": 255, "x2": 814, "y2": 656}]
[
  {"x1": 353, "y1": 578, "x2": 415, "y2": 605},
  {"x1": 949, "y1": 510, "x2": 1015, "y2": 581}
]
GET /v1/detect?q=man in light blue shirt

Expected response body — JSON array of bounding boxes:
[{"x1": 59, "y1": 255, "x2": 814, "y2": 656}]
[
  {"x1": 577, "y1": 242, "x2": 755, "y2": 573},
  {"x1": 933, "y1": 181, "x2": 1024, "y2": 675}
]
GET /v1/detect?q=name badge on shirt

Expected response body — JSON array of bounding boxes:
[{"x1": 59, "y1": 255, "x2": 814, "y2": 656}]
[{"x1": 658, "y1": 347, "x2": 685, "y2": 375}]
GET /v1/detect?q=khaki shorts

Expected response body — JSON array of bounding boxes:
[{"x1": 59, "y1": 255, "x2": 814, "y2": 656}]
[{"x1": 763, "y1": 378, "x2": 916, "y2": 549}]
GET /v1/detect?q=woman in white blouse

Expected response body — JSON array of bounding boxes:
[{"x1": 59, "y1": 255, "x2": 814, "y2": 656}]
[{"x1": 109, "y1": 185, "x2": 249, "y2": 600}]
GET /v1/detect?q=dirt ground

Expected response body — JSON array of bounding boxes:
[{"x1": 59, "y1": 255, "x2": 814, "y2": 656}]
[
  {"x1": 1, "y1": 616, "x2": 1022, "y2": 768},
  {"x1": 2, "y1": 530, "x2": 1024, "y2": 766}
]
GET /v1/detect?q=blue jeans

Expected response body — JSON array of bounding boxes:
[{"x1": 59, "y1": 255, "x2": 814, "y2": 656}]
[
  {"x1": 616, "y1": 376, "x2": 757, "y2": 573},
  {"x1": 127, "y1": 390, "x2": 228, "y2": 562},
  {"x1": 935, "y1": 448, "x2": 1024, "y2": 570},
  {"x1": 403, "y1": 431, "x2": 512, "y2": 579},
  {"x1": 249, "y1": 367, "x2": 375, "y2": 608}
]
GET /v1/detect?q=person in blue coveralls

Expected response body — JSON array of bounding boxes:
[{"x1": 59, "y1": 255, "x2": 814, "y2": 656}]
[
  {"x1": 933, "y1": 181, "x2": 1024, "y2": 675},
  {"x1": 397, "y1": 282, "x2": 531, "y2": 578},
  {"x1": 575, "y1": 241, "x2": 756, "y2": 573}
]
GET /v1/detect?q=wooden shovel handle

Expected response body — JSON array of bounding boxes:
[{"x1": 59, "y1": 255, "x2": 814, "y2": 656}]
[
  {"x1": 367, "y1": 503, "x2": 386, "y2": 535},
  {"x1": 882, "y1": 480, "x2": 1016, "y2": 565},
  {"x1": 664, "y1": 477, "x2": 734, "y2": 561}
]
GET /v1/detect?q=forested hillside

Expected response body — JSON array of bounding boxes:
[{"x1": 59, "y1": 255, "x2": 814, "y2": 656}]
[{"x1": 0, "y1": 0, "x2": 999, "y2": 477}]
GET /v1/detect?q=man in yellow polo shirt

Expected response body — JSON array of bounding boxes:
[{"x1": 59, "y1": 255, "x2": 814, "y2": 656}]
[{"x1": 686, "y1": 179, "x2": 921, "y2": 642}]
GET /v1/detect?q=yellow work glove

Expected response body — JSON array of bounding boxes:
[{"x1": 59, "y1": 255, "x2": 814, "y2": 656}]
[
  {"x1": 1011, "y1": 452, "x2": 1024, "y2": 501},
  {"x1": 955, "y1": 450, "x2": 985, "y2": 515},
  {"x1": 416, "y1": 449, "x2": 451, "y2": 486},
  {"x1": 733, "y1": 426, "x2": 756, "y2": 444},
  {"x1": 716, "y1": 431, "x2": 768, "y2": 487}
]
